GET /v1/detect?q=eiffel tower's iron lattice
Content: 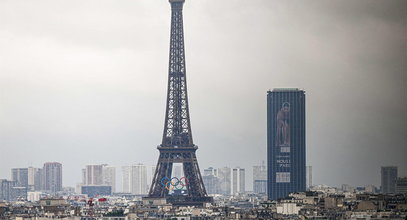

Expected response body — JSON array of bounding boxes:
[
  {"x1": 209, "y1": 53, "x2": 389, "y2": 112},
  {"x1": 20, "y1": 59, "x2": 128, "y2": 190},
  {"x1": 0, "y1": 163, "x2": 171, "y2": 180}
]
[{"x1": 147, "y1": 0, "x2": 213, "y2": 206}]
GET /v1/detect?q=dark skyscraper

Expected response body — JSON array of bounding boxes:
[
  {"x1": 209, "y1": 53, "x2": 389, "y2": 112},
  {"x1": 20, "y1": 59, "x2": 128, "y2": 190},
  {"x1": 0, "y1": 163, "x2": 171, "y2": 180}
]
[
  {"x1": 381, "y1": 166, "x2": 398, "y2": 194},
  {"x1": 267, "y1": 89, "x2": 306, "y2": 200}
]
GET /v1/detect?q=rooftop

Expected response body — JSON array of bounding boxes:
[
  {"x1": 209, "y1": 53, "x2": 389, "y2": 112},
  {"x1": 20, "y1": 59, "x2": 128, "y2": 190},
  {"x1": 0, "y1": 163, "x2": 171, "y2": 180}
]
[{"x1": 269, "y1": 88, "x2": 304, "y2": 92}]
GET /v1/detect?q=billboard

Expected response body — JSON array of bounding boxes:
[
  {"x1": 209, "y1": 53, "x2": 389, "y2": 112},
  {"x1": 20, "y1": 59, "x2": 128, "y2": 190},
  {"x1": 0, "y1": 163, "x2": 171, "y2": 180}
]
[{"x1": 275, "y1": 102, "x2": 291, "y2": 183}]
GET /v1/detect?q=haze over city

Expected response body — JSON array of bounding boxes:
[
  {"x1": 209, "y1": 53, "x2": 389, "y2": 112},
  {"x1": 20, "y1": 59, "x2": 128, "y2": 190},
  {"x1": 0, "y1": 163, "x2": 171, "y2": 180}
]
[{"x1": 1, "y1": 0, "x2": 406, "y2": 191}]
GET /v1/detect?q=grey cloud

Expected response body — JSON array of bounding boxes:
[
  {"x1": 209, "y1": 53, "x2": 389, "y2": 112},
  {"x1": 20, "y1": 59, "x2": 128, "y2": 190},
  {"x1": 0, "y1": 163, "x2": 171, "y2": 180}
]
[{"x1": 0, "y1": 0, "x2": 406, "y2": 189}]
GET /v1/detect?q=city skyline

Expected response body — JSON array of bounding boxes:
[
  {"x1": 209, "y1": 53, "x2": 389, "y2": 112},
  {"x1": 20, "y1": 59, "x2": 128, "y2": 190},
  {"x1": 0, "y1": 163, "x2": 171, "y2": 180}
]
[
  {"x1": 5, "y1": 162, "x2": 406, "y2": 194},
  {"x1": 1, "y1": 0, "x2": 406, "y2": 190}
]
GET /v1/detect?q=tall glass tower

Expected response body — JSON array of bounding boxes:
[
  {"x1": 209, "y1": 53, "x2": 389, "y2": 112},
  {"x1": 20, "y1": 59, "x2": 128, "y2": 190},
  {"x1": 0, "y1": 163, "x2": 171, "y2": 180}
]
[
  {"x1": 267, "y1": 89, "x2": 306, "y2": 200},
  {"x1": 381, "y1": 166, "x2": 398, "y2": 194}
]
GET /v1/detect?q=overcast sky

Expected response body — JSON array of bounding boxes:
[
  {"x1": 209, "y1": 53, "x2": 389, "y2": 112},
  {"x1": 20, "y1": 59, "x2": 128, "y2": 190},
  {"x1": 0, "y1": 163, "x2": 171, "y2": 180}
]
[{"x1": 0, "y1": 0, "x2": 406, "y2": 190}]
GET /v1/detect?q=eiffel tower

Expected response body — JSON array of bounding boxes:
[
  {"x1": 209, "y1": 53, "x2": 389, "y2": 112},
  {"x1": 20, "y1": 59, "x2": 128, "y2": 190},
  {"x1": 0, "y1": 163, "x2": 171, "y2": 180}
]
[{"x1": 146, "y1": 0, "x2": 213, "y2": 206}]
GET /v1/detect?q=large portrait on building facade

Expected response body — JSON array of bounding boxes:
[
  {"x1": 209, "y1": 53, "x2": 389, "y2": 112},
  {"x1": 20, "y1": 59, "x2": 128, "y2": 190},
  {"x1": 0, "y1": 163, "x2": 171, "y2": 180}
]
[{"x1": 276, "y1": 102, "x2": 290, "y2": 147}]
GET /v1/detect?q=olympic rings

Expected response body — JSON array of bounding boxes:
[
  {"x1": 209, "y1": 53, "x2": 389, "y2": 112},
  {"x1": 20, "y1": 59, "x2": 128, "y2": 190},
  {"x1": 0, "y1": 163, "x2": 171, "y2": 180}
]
[
  {"x1": 160, "y1": 176, "x2": 188, "y2": 191},
  {"x1": 160, "y1": 177, "x2": 170, "y2": 186}
]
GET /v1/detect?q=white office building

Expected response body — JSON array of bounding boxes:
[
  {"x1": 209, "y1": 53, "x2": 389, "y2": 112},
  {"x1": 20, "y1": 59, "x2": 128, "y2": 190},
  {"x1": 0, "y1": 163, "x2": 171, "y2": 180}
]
[
  {"x1": 85, "y1": 165, "x2": 104, "y2": 185},
  {"x1": 122, "y1": 164, "x2": 148, "y2": 195},
  {"x1": 253, "y1": 162, "x2": 267, "y2": 194},
  {"x1": 232, "y1": 167, "x2": 245, "y2": 194},
  {"x1": 103, "y1": 166, "x2": 116, "y2": 193}
]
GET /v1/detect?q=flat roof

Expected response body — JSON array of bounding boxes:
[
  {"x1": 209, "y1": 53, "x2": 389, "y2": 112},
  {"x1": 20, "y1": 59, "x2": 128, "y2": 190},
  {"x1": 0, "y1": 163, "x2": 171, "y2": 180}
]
[{"x1": 269, "y1": 88, "x2": 304, "y2": 92}]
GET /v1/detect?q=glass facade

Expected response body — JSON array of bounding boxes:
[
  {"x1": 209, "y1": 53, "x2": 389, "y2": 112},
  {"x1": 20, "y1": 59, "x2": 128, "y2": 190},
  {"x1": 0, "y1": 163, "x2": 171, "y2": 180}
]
[
  {"x1": 381, "y1": 166, "x2": 398, "y2": 194},
  {"x1": 267, "y1": 89, "x2": 306, "y2": 200}
]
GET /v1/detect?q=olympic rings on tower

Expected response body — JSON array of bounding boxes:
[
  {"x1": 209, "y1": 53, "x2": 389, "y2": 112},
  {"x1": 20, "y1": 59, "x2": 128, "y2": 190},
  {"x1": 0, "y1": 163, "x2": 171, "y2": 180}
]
[{"x1": 160, "y1": 176, "x2": 188, "y2": 190}]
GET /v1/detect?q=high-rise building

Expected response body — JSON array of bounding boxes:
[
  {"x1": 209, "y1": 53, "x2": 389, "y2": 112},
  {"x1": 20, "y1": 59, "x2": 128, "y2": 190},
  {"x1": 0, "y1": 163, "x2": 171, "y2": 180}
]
[
  {"x1": 203, "y1": 167, "x2": 219, "y2": 195},
  {"x1": 147, "y1": 165, "x2": 156, "y2": 193},
  {"x1": 81, "y1": 169, "x2": 86, "y2": 185},
  {"x1": 0, "y1": 179, "x2": 27, "y2": 201},
  {"x1": 122, "y1": 166, "x2": 131, "y2": 193},
  {"x1": 85, "y1": 165, "x2": 104, "y2": 185},
  {"x1": 216, "y1": 167, "x2": 245, "y2": 195},
  {"x1": 11, "y1": 168, "x2": 29, "y2": 189},
  {"x1": 204, "y1": 167, "x2": 218, "y2": 177},
  {"x1": 102, "y1": 166, "x2": 116, "y2": 193},
  {"x1": 267, "y1": 89, "x2": 306, "y2": 200},
  {"x1": 42, "y1": 162, "x2": 62, "y2": 193},
  {"x1": 0, "y1": 179, "x2": 17, "y2": 201},
  {"x1": 27, "y1": 167, "x2": 42, "y2": 191},
  {"x1": 122, "y1": 164, "x2": 148, "y2": 195},
  {"x1": 217, "y1": 167, "x2": 232, "y2": 195},
  {"x1": 27, "y1": 167, "x2": 36, "y2": 187},
  {"x1": 232, "y1": 168, "x2": 245, "y2": 194},
  {"x1": 202, "y1": 176, "x2": 219, "y2": 195},
  {"x1": 396, "y1": 177, "x2": 407, "y2": 194},
  {"x1": 10, "y1": 187, "x2": 27, "y2": 201},
  {"x1": 381, "y1": 166, "x2": 398, "y2": 194},
  {"x1": 131, "y1": 164, "x2": 147, "y2": 195},
  {"x1": 253, "y1": 162, "x2": 267, "y2": 194},
  {"x1": 306, "y1": 166, "x2": 312, "y2": 190},
  {"x1": 81, "y1": 164, "x2": 116, "y2": 192}
]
